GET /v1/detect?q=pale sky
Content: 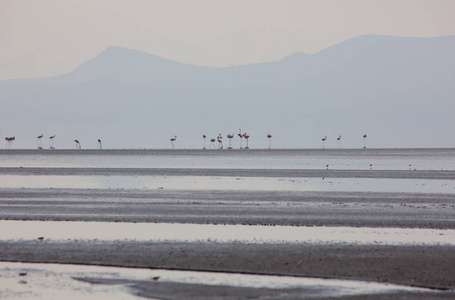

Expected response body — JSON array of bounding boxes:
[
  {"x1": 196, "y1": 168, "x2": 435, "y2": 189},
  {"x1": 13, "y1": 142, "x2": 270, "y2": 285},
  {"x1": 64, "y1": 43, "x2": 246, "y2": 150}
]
[{"x1": 1, "y1": 0, "x2": 455, "y2": 80}]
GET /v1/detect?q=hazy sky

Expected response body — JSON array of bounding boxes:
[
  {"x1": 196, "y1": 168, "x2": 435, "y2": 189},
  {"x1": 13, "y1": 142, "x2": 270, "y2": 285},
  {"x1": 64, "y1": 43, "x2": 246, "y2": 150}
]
[{"x1": 1, "y1": 0, "x2": 455, "y2": 80}]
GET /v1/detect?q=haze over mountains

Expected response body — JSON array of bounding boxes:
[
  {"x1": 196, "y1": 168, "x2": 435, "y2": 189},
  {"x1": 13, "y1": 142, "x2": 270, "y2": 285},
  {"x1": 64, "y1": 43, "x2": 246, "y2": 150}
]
[{"x1": 1, "y1": 35, "x2": 454, "y2": 149}]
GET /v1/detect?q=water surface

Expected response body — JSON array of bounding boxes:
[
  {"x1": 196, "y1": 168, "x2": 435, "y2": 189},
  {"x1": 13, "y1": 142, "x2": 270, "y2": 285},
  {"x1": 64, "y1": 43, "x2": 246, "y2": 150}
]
[{"x1": 1, "y1": 148, "x2": 454, "y2": 170}]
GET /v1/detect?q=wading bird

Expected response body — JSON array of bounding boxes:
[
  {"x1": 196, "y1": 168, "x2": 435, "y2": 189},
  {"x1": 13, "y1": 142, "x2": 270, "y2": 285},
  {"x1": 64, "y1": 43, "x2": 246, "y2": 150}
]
[
  {"x1": 226, "y1": 134, "x2": 234, "y2": 149},
  {"x1": 98, "y1": 139, "x2": 102, "y2": 149},
  {"x1": 244, "y1": 134, "x2": 250, "y2": 149},
  {"x1": 267, "y1": 133, "x2": 272, "y2": 149},
  {"x1": 238, "y1": 129, "x2": 245, "y2": 149},
  {"x1": 202, "y1": 134, "x2": 207, "y2": 149},
  {"x1": 49, "y1": 135, "x2": 56, "y2": 149},
  {"x1": 363, "y1": 134, "x2": 368, "y2": 148},
  {"x1": 336, "y1": 135, "x2": 342, "y2": 149},
  {"x1": 5, "y1": 136, "x2": 15, "y2": 149},
  {"x1": 74, "y1": 140, "x2": 81, "y2": 149},
  {"x1": 209, "y1": 138, "x2": 216, "y2": 149},
  {"x1": 322, "y1": 136, "x2": 327, "y2": 149},
  {"x1": 170, "y1": 136, "x2": 177, "y2": 149},
  {"x1": 37, "y1": 134, "x2": 43, "y2": 148},
  {"x1": 217, "y1": 133, "x2": 223, "y2": 149}
]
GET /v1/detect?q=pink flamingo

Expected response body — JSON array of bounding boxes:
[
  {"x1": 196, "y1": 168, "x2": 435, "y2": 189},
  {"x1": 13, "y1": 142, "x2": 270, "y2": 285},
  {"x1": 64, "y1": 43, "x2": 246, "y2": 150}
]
[
  {"x1": 217, "y1": 133, "x2": 223, "y2": 149},
  {"x1": 202, "y1": 134, "x2": 207, "y2": 149},
  {"x1": 322, "y1": 136, "x2": 327, "y2": 149},
  {"x1": 98, "y1": 139, "x2": 102, "y2": 149},
  {"x1": 5, "y1": 136, "x2": 15, "y2": 149},
  {"x1": 363, "y1": 134, "x2": 368, "y2": 148},
  {"x1": 238, "y1": 129, "x2": 245, "y2": 149},
  {"x1": 170, "y1": 136, "x2": 177, "y2": 149},
  {"x1": 37, "y1": 134, "x2": 43, "y2": 148},
  {"x1": 267, "y1": 134, "x2": 272, "y2": 149},
  {"x1": 226, "y1": 134, "x2": 234, "y2": 149},
  {"x1": 49, "y1": 135, "x2": 56, "y2": 149},
  {"x1": 244, "y1": 134, "x2": 250, "y2": 149},
  {"x1": 209, "y1": 138, "x2": 216, "y2": 149},
  {"x1": 336, "y1": 135, "x2": 341, "y2": 149}
]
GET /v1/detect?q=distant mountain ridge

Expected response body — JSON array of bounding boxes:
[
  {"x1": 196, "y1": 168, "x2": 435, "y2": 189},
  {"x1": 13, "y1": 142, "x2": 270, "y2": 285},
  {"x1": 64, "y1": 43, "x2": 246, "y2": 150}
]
[{"x1": 1, "y1": 35, "x2": 454, "y2": 149}]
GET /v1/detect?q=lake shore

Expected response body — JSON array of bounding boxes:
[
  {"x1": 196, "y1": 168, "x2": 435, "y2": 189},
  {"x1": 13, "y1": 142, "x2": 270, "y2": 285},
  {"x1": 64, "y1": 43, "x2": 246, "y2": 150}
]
[
  {"x1": 1, "y1": 149, "x2": 454, "y2": 299},
  {"x1": 1, "y1": 240, "x2": 455, "y2": 299}
]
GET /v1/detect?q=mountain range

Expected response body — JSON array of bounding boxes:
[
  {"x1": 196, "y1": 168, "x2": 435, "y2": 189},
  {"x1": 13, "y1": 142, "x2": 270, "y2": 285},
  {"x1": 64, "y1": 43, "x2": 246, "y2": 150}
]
[{"x1": 1, "y1": 35, "x2": 454, "y2": 149}]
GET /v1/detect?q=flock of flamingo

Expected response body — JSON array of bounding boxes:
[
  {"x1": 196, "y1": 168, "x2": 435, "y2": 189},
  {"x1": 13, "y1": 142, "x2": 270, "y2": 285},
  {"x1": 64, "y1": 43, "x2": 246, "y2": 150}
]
[
  {"x1": 3, "y1": 131, "x2": 369, "y2": 150},
  {"x1": 199, "y1": 130, "x2": 253, "y2": 150}
]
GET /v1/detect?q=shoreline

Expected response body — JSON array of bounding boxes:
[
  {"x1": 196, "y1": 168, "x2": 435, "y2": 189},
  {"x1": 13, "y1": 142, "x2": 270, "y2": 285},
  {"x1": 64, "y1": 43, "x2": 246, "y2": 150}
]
[
  {"x1": 1, "y1": 147, "x2": 454, "y2": 154},
  {"x1": 1, "y1": 149, "x2": 454, "y2": 299},
  {"x1": 2, "y1": 241, "x2": 454, "y2": 290}
]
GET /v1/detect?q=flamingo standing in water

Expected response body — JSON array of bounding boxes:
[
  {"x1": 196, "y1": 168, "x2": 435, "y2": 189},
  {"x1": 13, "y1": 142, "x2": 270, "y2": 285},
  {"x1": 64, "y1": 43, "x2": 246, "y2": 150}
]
[
  {"x1": 322, "y1": 136, "x2": 327, "y2": 149},
  {"x1": 74, "y1": 140, "x2": 81, "y2": 149},
  {"x1": 363, "y1": 134, "x2": 368, "y2": 148},
  {"x1": 49, "y1": 135, "x2": 56, "y2": 149},
  {"x1": 37, "y1": 134, "x2": 43, "y2": 148},
  {"x1": 98, "y1": 139, "x2": 102, "y2": 149},
  {"x1": 209, "y1": 138, "x2": 216, "y2": 149},
  {"x1": 202, "y1": 135, "x2": 207, "y2": 149},
  {"x1": 336, "y1": 135, "x2": 342, "y2": 149},
  {"x1": 226, "y1": 134, "x2": 234, "y2": 149},
  {"x1": 238, "y1": 129, "x2": 245, "y2": 149},
  {"x1": 217, "y1": 133, "x2": 223, "y2": 149},
  {"x1": 5, "y1": 136, "x2": 15, "y2": 149},
  {"x1": 267, "y1": 134, "x2": 272, "y2": 149},
  {"x1": 170, "y1": 136, "x2": 177, "y2": 149},
  {"x1": 244, "y1": 134, "x2": 250, "y2": 149}
]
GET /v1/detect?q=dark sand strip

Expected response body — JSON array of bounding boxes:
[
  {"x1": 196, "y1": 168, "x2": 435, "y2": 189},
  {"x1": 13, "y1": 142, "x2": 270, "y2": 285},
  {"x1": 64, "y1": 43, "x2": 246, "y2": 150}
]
[
  {"x1": 1, "y1": 241, "x2": 454, "y2": 290},
  {"x1": 1, "y1": 189, "x2": 454, "y2": 228}
]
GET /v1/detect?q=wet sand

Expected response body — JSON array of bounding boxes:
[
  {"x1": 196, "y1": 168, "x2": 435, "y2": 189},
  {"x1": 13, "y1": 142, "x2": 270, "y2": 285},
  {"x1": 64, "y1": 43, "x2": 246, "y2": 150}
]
[
  {"x1": 1, "y1": 167, "x2": 455, "y2": 179},
  {"x1": 1, "y1": 241, "x2": 454, "y2": 299},
  {"x1": 1, "y1": 149, "x2": 455, "y2": 299},
  {"x1": 1, "y1": 188, "x2": 454, "y2": 228},
  {"x1": 1, "y1": 187, "x2": 455, "y2": 299}
]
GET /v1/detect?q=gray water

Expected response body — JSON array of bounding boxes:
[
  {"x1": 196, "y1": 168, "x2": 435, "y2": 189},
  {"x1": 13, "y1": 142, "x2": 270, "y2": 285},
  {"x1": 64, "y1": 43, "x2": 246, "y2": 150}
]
[
  {"x1": 1, "y1": 148, "x2": 455, "y2": 194},
  {"x1": 1, "y1": 148, "x2": 455, "y2": 170},
  {"x1": 0, "y1": 262, "x2": 434, "y2": 300}
]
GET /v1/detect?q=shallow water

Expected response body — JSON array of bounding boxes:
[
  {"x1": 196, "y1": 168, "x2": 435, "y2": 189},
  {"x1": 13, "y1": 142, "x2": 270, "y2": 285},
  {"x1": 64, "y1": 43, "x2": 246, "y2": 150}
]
[
  {"x1": 1, "y1": 149, "x2": 454, "y2": 298},
  {"x1": 0, "y1": 262, "x2": 434, "y2": 300},
  {"x1": 2, "y1": 221, "x2": 455, "y2": 246},
  {"x1": 1, "y1": 174, "x2": 455, "y2": 193},
  {"x1": 1, "y1": 148, "x2": 455, "y2": 170}
]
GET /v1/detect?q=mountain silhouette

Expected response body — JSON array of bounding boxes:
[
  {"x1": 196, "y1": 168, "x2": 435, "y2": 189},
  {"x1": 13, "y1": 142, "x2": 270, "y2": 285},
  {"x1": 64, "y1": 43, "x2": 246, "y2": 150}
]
[{"x1": 1, "y1": 35, "x2": 454, "y2": 149}]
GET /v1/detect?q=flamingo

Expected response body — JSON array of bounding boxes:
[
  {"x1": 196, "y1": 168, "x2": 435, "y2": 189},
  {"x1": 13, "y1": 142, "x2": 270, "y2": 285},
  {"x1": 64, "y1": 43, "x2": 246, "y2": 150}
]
[
  {"x1": 226, "y1": 134, "x2": 234, "y2": 149},
  {"x1": 322, "y1": 136, "x2": 327, "y2": 149},
  {"x1": 170, "y1": 136, "x2": 177, "y2": 149},
  {"x1": 267, "y1": 134, "x2": 272, "y2": 149},
  {"x1": 238, "y1": 129, "x2": 244, "y2": 149},
  {"x1": 5, "y1": 136, "x2": 15, "y2": 149},
  {"x1": 98, "y1": 139, "x2": 102, "y2": 149},
  {"x1": 202, "y1": 134, "x2": 207, "y2": 149},
  {"x1": 217, "y1": 133, "x2": 223, "y2": 149},
  {"x1": 244, "y1": 134, "x2": 250, "y2": 149},
  {"x1": 336, "y1": 135, "x2": 341, "y2": 149},
  {"x1": 363, "y1": 134, "x2": 368, "y2": 148},
  {"x1": 37, "y1": 134, "x2": 43, "y2": 148},
  {"x1": 74, "y1": 139, "x2": 81, "y2": 149},
  {"x1": 209, "y1": 138, "x2": 216, "y2": 149},
  {"x1": 49, "y1": 135, "x2": 56, "y2": 149}
]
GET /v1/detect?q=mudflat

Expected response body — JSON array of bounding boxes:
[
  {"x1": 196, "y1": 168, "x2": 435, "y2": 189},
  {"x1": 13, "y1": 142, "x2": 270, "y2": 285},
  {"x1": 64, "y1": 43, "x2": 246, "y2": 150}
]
[{"x1": 1, "y1": 149, "x2": 454, "y2": 299}]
